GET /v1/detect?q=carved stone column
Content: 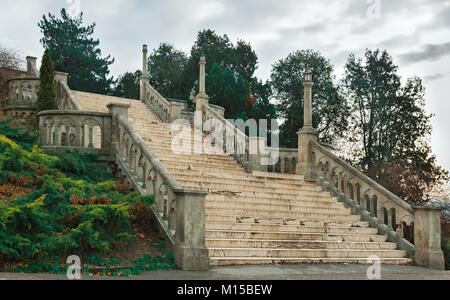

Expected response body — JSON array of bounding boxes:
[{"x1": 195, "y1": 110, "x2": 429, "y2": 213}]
[
  {"x1": 195, "y1": 55, "x2": 209, "y2": 112},
  {"x1": 140, "y1": 45, "x2": 150, "y2": 101},
  {"x1": 296, "y1": 73, "x2": 318, "y2": 181}
]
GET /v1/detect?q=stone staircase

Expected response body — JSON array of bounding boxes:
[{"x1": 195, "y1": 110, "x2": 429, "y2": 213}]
[{"x1": 74, "y1": 91, "x2": 412, "y2": 266}]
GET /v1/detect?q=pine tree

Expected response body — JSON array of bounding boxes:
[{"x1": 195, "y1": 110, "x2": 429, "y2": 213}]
[
  {"x1": 38, "y1": 9, "x2": 115, "y2": 94},
  {"x1": 36, "y1": 49, "x2": 57, "y2": 113}
]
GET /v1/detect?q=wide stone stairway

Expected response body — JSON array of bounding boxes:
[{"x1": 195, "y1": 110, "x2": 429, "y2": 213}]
[{"x1": 75, "y1": 91, "x2": 412, "y2": 266}]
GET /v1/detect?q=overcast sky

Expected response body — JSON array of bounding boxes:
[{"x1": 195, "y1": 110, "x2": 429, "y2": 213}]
[{"x1": 1, "y1": 0, "x2": 449, "y2": 171}]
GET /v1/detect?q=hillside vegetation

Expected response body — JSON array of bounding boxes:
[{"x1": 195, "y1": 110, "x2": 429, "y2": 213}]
[{"x1": 0, "y1": 119, "x2": 174, "y2": 276}]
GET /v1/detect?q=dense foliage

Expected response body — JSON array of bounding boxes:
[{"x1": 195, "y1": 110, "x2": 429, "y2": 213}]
[
  {"x1": 343, "y1": 49, "x2": 449, "y2": 203},
  {"x1": 270, "y1": 49, "x2": 349, "y2": 147},
  {"x1": 36, "y1": 49, "x2": 57, "y2": 113},
  {"x1": 0, "y1": 133, "x2": 157, "y2": 270},
  {"x1": 148, "y1": 43, "x2": 188, "y2": 100},
  {"x1": 113, "y1": 70, "x2": 142, "y2": 100},
  {"x1": 38, "y1": 9, "x2": 115, "y2": 94}
]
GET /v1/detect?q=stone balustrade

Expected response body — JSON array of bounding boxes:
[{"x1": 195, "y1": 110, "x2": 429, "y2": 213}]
[
  {"x1": 311, "y1": 141, "x2": 415, "y2": 239},
  {"x1": 38, "y1": 110, "x2": 112, "y2": 156},
  {"x1": 142, "y1": 82, "x2": 174, "y2": 122},
  {"x1": 3, "y1": 77, "x2": 40, "y2": 120},
  {"x1": 54, "y1": 72, "x2": 83, "y2": 111},
  {"x1": 113, "y1": 108, "x2": 209, "y2": 271},
  {"x1": 202, "y1": 103, "x2": 250, "y2": 169}
]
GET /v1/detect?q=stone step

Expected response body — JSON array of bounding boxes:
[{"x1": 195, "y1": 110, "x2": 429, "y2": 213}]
[
  {"x1": 179, "y1": 184, "x2": 332, "y2": 199},
  {"x1": 206, "y1": 214, "x2": 362, "y2": 224},
  {"x1": 176, "y1": 180, "x2": 324, "y2": 194},
  {"x1": 172, "y1": 174, "x2": 320, "y2": 190},
  {"x1": 211, "y1": 257, "x2": 413, "y2": 266},
  {"x1": 206, "y1": 222, "x2": 374, "y2": 233},
  {"x1": 252, "y1": 171, "x2": 304, "y2": 181},
  {"x1": 207, "y1": 195, "x2": 343, "y2": 207},
  {"x1": 206, "y1": 208, "x2": 356, "y2": 221},
  {"x1": 208, "y1": 248, "x2": 407, "y2": 258},
  {"x1": 205, "y1": 230, "x2": 386, "y2": 242},
  {"x1": 164, "y1": 163, "x2": 247, "y2": 173},
  {"x1": 206, "y1": 239, "x2": 399, "y2": 250},
  {"x1": 207, "y1": 202, "x2": 351, "y2": 215}
]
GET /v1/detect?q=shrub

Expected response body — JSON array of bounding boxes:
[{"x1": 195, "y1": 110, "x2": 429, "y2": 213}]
[{"x1": 443, "y1": 238, "x2": 450, "y2": 270}]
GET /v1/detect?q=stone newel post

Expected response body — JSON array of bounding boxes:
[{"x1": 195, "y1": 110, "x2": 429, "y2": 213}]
[
  {"x1": 107, "y1": 102, "x2": 130, "y2": 151},
  {"x1": 413, "y1": 206, "x2": 445, "y2": 270},
  {"x1": 296, "y1": 72, "x2": 318, "y2": 181},
  {"x1": 195, "y1": 55, "x2": 209, "y2": 112},
  {"x1": 174, "y1": 190, "x2": 210, "y2": 271},
  {"x1": 140, "y1": 45, "x2": 150, "y2": 101}
]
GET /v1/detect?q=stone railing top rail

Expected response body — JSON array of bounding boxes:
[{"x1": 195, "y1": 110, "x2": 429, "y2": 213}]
[
  {"x1": 144, "y1": 82, "x2": 171, "y2": 108},
  {"x1": 56, "y1": 79, "x2": 83, "y2": 112},
  {"x1": 117, "y1": 114, "x2": 182, "y2": 191},
  {"x1": 7, "y1": 77, "x2": 40, "y2": 83},
  {"x1": 203, "y1": 103, "x2": 249, "y2": 143},
  {"x1": 311, "y1": 141, "x2": 414, "y2": 214},
  {"x1": 37, "y1": 110, "x2": 110, "y2": 118}
]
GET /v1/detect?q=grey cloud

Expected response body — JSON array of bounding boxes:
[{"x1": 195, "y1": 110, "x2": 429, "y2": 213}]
[
  {"x1": 424, "y1": 72, "x2": 449, "y2": 82},
  {"x1": 400, "y1": 42, "x2": 450, "y2": 64}
]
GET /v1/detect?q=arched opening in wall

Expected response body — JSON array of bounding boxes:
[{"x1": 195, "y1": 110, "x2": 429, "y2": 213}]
[
  {"x1": 348, "y1": 183, "x2": 354, "y2": 201},
  {"x1": 356, "y1": 184, "x2": 361, "y2": 205},
  {"x1": 268, "y1": 165, "x2": 274, "y2": 173},
  {"x1": 372, "y1": 196, "x2": 378, "y2": 218},
  {"x1": 284, "y1": 157, "x2": 290, "y2": 174},
  {"x1": 291, "y1": 158, "x2": 297, "y2": 174},
  {"x1": 364, "y1": 195, "x2": 371, "y2": 212},
  {"x1": 340, "y1": 177, "x2": 345, "y2": 194},
  {"x1": 275, "y1": 159, "x2": 281, "y2": 173},
  {"x1": 93, "y1": 125, "x2": 102, "y2": 149},
  {"x1": 383, "y1": 208, "x2": 389, "y2": 225},
  {"x1": 324, "y1": 162, "x2": 330, "y2": 181},
  {"x1": 390, "y1": 208, "x2": 397, "y2": 231},
  {"x1": 403, "y1": 222, "x2": 414, "y2": 244}
]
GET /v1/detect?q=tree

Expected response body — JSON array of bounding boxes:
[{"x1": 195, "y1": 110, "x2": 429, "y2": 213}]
[
  {"x1": 38, "y1": 9, "x2": 115, "y2": 94},
  {"x1": 36, "y1": 49, "x2": 57, "y2": 112},
  {"x1": 113, "y1": 70, "x2": 142, "y2": 100},
  {"x1": 343, "y1": 49, "x2": 449, "y2": 202},
  {"x1": 206, "y1": 64, "x2": 248, "y2": 120},
  {"x1": 0, "y1": 44, "x2": 23, "y2": 103},
  {"x1": 180, "y1": 30, "x2": 258, "y2": 98},
  {"x1": 270, "y1": 49, "x2": 349, "y2": 148},
  {"x1": 147, "y1": 43, "x2": 188, "y2": 99}
]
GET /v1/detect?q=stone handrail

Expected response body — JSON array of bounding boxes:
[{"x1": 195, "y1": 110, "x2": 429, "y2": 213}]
[
  {"x1": 142, "y1": 82, "x2": 173, "y2": 122},
  {"x1": 55, "y1": 76, "x2": 83, "y2": 111},
  {"x1": 114, "y1": 112, "x2": 209, "y2": 270},
  {"x1": 311, "y1": 141, "x2": 415, "y2": 234},
  {"x1": 202, "y1": 103, "x2": 250, "y2": 168},
  {"x1": 38, "y1": 110, "x2": 112, "y2": 155}
]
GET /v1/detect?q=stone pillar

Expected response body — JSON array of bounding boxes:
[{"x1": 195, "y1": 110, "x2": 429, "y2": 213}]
[
  {"x1": 107, "y1": 102, "x2": 130, "y2": 151},
  {"x1": 195, "y1": 55, "x2": 209, "y2": 112},
  {"x1": 296, "y1": 76, "x2": 318, "y2": 182},
  {"x1": 26, "y1": 56, "x2": 39, "y2": 77},
  {"x1": 140, "y1": 45, "x2": 150, "y2": 101},
  {"x1": 54, "y1": 71, "x2": 68, "y2": 84},
  {"x1": 174, "y1": 190, "x2": 210, "y2": 271},
  {"x1": 413, "y1": 206, "x2": 445, "y2": 270}
]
